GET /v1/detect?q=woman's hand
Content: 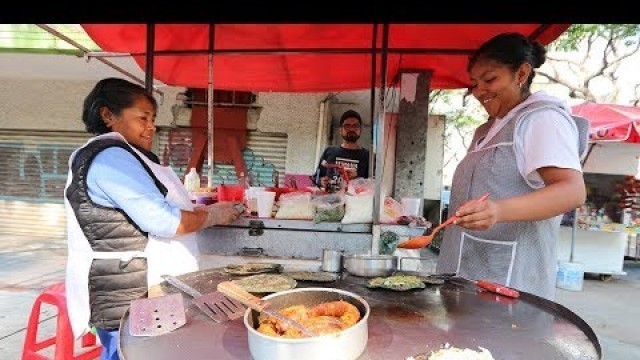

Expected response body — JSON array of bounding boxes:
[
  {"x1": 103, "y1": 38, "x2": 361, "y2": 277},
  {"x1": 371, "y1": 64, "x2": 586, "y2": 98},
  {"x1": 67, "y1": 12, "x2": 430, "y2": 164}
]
[
  {"x1": 454, "y1": 198, "x2": 502, "y2": 231},
  {"x1": 202, "y1": 201, "x2": 243, "y2": 227}
]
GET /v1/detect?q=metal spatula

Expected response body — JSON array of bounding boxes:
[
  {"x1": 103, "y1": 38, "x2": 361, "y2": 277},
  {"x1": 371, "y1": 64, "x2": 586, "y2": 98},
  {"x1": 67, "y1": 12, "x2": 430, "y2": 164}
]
[
  {"x1": 161, "y1": 275, "x2": 246, "y2": 323},
  {"x1": 128, "y1": 293, "x2": 187, "y2": 337}
]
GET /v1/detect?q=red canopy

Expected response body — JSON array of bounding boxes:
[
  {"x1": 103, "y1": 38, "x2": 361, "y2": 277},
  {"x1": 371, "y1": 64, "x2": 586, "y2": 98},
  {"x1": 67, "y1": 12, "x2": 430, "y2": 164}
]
[
  {"x1": 82, "y1": 24, "x2": 569, "y2": 92},
  {"x1": 572, "y1": 102, "x2": 640, "y2": 143}
]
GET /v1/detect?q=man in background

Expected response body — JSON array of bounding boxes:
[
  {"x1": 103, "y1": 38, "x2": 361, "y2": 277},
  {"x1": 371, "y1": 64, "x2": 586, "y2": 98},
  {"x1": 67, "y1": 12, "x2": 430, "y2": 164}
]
[{"x1": 314, "y1": 109, "x2": 370, "y2": 192}]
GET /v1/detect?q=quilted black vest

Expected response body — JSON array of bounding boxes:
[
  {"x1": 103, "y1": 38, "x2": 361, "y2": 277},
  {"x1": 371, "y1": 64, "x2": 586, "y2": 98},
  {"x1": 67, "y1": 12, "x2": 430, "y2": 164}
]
[{"x1": 65, "y1": 138, "x2": 167, "y2": 330}]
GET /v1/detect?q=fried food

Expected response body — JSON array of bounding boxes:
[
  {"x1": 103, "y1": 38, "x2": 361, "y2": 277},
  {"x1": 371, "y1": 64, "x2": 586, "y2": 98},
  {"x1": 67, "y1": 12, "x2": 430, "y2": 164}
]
[
  {"x1": 256, "y1": 300, "x2": 361, "y2": 338},
  {"x1": 308, "y1": 300, "x2": 361, "y2": 328}
]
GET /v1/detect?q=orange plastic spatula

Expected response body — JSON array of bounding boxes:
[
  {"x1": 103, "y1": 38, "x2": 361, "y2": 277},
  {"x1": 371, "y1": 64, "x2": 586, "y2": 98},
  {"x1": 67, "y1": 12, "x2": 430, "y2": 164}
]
[{"x1": 397, "y1": 193, "x2": 490, "y2": 249}]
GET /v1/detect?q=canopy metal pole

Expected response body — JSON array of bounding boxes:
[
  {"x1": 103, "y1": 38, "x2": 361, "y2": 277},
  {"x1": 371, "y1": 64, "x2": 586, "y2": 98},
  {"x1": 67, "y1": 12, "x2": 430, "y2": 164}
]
[
  {"x1": 371, "y1": 23, "x2": 389, "y2": 254},
  {"x1": 144, "y1": 24, "x2": 155, "y2": 94},
  {"x1": 207, "y1": 24, "x2": 216, "y2": 188},
  {"x1": 570, "y1": 142, "x2": 596, "y2": 261},
  {"x1": 369, "y1": 23, "x2": 378, "y2": 179}
]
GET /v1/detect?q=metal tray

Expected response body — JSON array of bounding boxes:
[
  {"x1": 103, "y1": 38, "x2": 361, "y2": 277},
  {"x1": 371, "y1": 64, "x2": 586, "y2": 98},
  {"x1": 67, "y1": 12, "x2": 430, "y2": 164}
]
[{"x1": 118, "y1": 268, "x2": 601, "y2": 360}]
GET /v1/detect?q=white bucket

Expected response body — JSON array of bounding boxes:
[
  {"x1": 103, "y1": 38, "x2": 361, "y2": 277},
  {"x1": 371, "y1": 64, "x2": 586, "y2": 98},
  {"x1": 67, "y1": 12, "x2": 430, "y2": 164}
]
[{"x1": 556, "y1": 261, "x2": 585, "y2": 291}]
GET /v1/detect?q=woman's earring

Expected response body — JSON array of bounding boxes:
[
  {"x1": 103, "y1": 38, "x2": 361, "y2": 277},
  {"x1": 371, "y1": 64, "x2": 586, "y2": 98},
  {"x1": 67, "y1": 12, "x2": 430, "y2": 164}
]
[{"x1": 518, "y1": 82, "x2": 524, "y2": 89}]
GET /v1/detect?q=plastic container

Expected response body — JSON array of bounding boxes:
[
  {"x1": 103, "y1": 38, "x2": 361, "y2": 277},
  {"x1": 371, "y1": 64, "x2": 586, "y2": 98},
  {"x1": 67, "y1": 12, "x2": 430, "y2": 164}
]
[
  {"x1": 401, "y1": 197, "x2": 422, "y2": 217},
  {"x1": 218, "y1": 185, "x2": 245, "y2": 202},
  {"x1": 184, "y1": 168, "x2": 201, "y2": 193},
  {"x1": 256, "y1": 191, "x2": 276, "y2": 218},
  {"x1": 556, "y1": 261, "x2": 585, "y2": 291}
]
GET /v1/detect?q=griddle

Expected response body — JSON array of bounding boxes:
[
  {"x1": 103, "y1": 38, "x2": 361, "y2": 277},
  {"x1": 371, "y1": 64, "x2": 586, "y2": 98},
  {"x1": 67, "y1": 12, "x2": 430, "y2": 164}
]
[{"x1": 118, "y1": 267, "x2": 602, "y2": 360}]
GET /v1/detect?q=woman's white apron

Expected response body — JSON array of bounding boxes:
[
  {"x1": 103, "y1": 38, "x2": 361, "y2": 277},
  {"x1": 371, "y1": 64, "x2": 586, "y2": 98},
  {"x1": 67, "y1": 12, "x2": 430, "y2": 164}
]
[{"x1": 65, "y1": 132, "x2": 200, "y2": 338}]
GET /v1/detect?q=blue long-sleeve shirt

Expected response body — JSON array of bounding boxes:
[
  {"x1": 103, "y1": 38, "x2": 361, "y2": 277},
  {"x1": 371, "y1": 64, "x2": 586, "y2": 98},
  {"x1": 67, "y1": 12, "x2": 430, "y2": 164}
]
[{"x1": 86, "y1": 147, "x2": 181, "y2": 237}]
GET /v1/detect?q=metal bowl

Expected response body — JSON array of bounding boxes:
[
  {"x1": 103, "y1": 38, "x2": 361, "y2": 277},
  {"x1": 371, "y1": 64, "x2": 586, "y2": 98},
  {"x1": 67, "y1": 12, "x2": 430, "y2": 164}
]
[
  {"x1": 244, "y1": 287, "x2": 370, "y2": 360},
  {"x1": 343, "y1": 254, "x2": 398, "y2": 277}
]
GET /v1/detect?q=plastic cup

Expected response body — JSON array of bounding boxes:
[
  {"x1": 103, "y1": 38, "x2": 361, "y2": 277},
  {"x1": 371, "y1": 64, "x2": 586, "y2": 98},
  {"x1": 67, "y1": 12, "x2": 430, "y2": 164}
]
[
  {"x1": 257, "y1": 191, "x2": 276, "y2": 218},
  {"x1": 401, "y1": 197, "x2": 422, "y2": 217},
  {"x1": 247, "y1": 187, "x2": 266, "y2": 215}
]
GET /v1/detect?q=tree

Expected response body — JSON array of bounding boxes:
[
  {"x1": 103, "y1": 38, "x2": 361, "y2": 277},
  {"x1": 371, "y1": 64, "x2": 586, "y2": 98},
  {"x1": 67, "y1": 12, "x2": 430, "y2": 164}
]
[
  {"x1": 538, "y1": 24, "x2": 640, "y2": 105},
  {"x1": 430, "y1": 89, "x2": 485, "y2": 185},
  {"x1": 435, "y1": 24, "x2": 640, "y2": 185}
]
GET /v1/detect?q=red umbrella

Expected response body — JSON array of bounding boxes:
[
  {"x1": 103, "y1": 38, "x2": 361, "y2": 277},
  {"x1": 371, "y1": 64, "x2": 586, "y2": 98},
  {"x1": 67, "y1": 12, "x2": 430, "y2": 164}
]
[
  {"x1": 82, "y1": 24, "x2": 569, "y2": 92},
  {"x1": 572, "y1": 101, "x2": 640, "y2": 143}
]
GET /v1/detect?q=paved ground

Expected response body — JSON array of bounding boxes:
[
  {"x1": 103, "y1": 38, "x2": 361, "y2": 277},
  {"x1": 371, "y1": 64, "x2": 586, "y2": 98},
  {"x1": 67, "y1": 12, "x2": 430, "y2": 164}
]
[{"x1": 1, "y1": 235, "x2": 638, "y2": 359}]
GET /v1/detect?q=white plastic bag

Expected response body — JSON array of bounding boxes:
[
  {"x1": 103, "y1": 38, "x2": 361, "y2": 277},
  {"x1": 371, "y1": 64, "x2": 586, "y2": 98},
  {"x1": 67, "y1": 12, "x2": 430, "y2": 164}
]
[
  {"x1": 380, "y1": 196, "x2": 404, "y2": 224},
  {"x1": 341, "y1": 193, "x2": 373, "y2": 224},
  {"x1": 275, "y1": 192, "x2": 314, "y2": 220}
]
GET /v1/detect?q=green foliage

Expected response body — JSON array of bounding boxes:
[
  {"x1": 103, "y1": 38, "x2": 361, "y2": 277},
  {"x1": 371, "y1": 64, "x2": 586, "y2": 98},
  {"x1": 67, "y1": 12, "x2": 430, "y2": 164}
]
[
  {"x1": 429, "y1": 89, "x2": 484, "y2": 130},
  {"x1": 551, "y1": 24, "x2": 639, "y2": 51}
]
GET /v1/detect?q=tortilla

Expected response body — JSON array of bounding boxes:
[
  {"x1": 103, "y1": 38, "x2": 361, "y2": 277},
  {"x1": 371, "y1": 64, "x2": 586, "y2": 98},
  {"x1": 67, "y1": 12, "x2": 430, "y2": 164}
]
[
  {"x1": 407, "y1": 345, "x2": 495, "y2": 360},
  {"x1": 223, "y1": 262, "x2": 283, "y2": 276},
  {"x1": 284, "y1": 271, "x2": 338, "y2": 282},
  {"x1": 231, "y1": 274, "x2": 297, "y2": 293},
  {"x1": 366, "y1": 275, "x2": 426, "y2": 291}
]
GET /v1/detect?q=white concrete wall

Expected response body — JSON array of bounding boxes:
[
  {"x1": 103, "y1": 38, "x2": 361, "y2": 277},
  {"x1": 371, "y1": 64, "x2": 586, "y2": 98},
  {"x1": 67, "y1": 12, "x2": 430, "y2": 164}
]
[
  {"x1": 253, "y1": 92, "x2": 329, "y2": 175},
  {"x1": 0, "y1": 78, "x2": 183, "y2": 131}
]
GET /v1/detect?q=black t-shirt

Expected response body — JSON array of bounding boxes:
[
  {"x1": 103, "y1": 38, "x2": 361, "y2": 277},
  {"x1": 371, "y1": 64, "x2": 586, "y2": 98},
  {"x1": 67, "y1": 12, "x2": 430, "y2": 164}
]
[{"x1": 314, "y1": 145, "x2": 370, "y2": 190}]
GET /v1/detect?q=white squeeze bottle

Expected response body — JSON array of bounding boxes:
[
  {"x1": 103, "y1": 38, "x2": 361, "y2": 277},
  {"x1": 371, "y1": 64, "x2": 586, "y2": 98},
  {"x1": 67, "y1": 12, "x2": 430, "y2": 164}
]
[{"x1": 184, "y1": 168, "x2": 201, "y2": 193}]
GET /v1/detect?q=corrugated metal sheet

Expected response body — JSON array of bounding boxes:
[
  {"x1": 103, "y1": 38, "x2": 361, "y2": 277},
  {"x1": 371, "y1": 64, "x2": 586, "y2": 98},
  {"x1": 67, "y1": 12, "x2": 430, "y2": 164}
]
[
  {"x1": 156, "y1": 128, "x2": 287, "y2": 186},
  {"x1": 0, "y1": 128, "x2": 288, "y2": 238},
  {"x1": 0, "y1": 130, "x2": 90, "y2": 237}
]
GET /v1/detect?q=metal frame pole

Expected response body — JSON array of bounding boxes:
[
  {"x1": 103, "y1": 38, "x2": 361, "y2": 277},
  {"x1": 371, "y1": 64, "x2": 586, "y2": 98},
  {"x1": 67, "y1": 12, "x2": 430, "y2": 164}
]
[
  {"x1": 369, "y1": 23, "x2": 378, "y2": 180},
  {"x1": 371, "y1": 23, "x2": 389, "y2": 254},
  {"x1": 144, "y1": 24, "x2": 155, "y2": 94},
  {"x1": 207, "y1": 24, "x2": 216, "y2": 188}
]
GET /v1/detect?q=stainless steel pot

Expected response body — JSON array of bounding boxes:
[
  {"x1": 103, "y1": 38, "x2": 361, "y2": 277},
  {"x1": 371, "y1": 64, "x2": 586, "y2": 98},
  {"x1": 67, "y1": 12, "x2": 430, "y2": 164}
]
[
  {"x1": 343, "y1": 254, "x2": 398, "y2": 277},
  {"x1": 320, "y1": 248, "x2": 344, "y2": 273},
  {"x1": 244, "y1": 288, "x2": 370, "y2": 360}
]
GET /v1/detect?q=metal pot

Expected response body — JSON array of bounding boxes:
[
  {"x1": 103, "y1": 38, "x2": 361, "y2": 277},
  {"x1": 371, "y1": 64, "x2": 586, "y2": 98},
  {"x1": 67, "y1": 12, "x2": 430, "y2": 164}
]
[
  {"x1": 320, "y1": 248, "x2": 344, "y2": 273},
  {"x1": 244, "y1": 288, "x2": 370, "y2": 360},
  {"x1": 343, "y1": 254, "x2": 398, "y2": 277}
]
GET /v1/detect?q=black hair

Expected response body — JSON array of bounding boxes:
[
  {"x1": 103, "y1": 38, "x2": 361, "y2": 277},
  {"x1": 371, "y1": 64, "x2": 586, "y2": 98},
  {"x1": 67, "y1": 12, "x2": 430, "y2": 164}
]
[
  {"x1": 339, "y1": 109, "x2": 362, "y2": 126},
  {"x1": 467, "y1": 32, "x2": 547, "y2": 90},
  {"x1": 82, "y1": 77, "x2": 158, "y2": 135}
]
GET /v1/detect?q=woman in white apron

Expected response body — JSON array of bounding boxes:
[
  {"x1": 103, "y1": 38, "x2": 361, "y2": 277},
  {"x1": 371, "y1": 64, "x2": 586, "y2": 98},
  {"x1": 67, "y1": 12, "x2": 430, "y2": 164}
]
[
  {"x1": 64, "y1": 78, "x2": 242, "y2": 360},
  {"x1": 436, "y1": 33, "x2": 588, "y2": 300}
]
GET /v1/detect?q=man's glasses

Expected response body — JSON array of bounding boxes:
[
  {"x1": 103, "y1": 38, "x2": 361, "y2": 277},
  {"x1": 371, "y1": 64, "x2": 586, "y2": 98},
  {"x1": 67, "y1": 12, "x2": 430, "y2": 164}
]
[{"x1": 341, "y1": 124, "x2": 361, "y2": 130}]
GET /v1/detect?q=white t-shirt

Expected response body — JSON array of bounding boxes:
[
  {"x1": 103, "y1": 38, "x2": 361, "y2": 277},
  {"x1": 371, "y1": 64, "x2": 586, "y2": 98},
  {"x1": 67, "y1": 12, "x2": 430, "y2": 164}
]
[{"x1": 515, "y1": 109, "x2": 582, "y2": 189}]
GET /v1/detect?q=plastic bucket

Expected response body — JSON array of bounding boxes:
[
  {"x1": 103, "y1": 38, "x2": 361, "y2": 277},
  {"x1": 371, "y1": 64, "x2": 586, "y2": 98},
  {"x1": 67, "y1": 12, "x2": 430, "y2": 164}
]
[{"x1": 556, "y1": 261, "x2": 585, "y2": 291}]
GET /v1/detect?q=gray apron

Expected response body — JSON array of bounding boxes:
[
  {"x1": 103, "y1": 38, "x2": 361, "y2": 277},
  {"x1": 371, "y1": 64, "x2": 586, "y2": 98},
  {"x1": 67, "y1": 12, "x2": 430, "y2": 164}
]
[{"x1": 436, "y1": 101, "x2": 588, "y2": 300}]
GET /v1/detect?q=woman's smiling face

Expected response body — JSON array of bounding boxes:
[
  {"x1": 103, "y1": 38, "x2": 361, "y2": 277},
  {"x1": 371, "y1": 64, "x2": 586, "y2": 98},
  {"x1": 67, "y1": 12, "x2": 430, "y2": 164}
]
[
  {"x1": 101, "y1": 95, "x2": 157, "y2": 151},
  {"x1": 468, "y1": 58, "x2": 531, "y2": 119}
]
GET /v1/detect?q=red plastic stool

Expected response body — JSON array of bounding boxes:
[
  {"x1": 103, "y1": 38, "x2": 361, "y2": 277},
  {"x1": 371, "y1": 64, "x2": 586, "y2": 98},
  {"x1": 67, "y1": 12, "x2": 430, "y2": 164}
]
[{"x1": 22, "y1": 282, "x2": 102, "y2": 360}]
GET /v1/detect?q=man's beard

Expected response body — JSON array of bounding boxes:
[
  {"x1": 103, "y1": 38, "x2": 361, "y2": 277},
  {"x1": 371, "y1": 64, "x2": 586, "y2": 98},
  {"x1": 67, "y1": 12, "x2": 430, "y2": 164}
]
[{"x1": 344, "y1": 132, "x2": 360, "y2": 143}]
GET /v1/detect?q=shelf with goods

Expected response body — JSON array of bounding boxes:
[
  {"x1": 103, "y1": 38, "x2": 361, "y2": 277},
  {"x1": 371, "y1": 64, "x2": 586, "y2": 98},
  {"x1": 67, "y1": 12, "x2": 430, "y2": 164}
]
[{"x1": 558, "y1": 173, "x2": 635, "y2": 277}]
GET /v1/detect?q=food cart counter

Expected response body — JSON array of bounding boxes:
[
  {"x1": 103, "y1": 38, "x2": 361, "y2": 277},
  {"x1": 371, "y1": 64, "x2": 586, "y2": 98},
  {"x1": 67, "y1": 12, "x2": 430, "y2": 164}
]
[{"x1": 196, "y1": 217, "x2": 427, "y2": 267}]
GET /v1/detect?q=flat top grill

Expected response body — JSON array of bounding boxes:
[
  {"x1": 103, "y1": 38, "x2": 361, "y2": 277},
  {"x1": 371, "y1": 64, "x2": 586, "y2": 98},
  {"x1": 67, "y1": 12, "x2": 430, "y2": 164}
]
[{"x1": 119, "y1": 267, "x2": 601, "y2": 360}]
